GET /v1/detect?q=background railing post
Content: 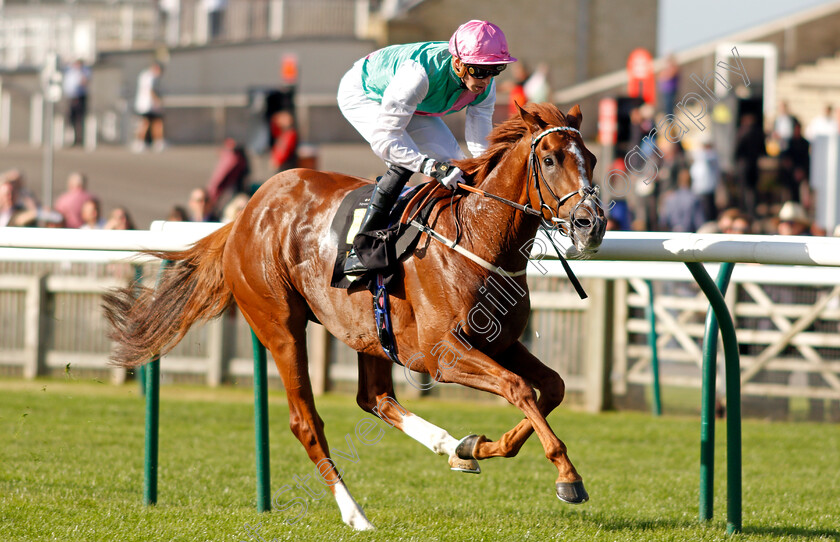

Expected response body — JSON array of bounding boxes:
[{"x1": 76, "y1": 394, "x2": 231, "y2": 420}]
[
  {"x1": 133, "y1": 264, "x2": 146, "y2": 397},
  {"x1": 645, "y1": 279, "x2": 661, "y2": 416},
  {"x1": 251, "y1": 329, "x2": 271, "y2": 512},
  {"x1": 144, "y1": 260, "x2": 171, "y2": 506},
  {"x1": 685, "y1": 262, "x2": 742, "y2": 534},
  {"x1": 699, "y1": 262, "x2": 735, "y2": 522},
  {"x1": 143, "y1": 351, "x2": 160, "y2": 506}
]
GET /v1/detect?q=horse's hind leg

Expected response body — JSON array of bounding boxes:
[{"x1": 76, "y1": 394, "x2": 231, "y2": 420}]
[
  {"x1": 237, "y1": 292, "x2": 374, "y2": 530},
  {"x1": 356, "y1": 353, "x2": 480, "y2": 473}
]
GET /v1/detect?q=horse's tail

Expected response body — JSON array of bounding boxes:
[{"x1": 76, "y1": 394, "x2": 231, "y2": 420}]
[{"x1": 102, "y1": 222, "x2": 235, "y2": 368}]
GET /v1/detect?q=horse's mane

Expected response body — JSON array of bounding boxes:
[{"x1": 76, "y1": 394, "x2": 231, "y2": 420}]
[{"x1": 457, "y1": 102, "x2": 570, "y2": 182}]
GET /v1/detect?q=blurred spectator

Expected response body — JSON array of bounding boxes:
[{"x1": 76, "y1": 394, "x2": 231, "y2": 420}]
[
  {"x1": 606, "y1": 199, "x2": 631, "y2": 231},
  {"x1": 701, "y1": 207, "x2": 752, "y2": 234},
  {"x1": 778, "y1": 121, "x2": 810, "y2": 205},
  {"x1": 659, "y1": 169, "x2": 705, "y2": 232},
  {"x1": 724, "y1": 212, "x2": 753, "y2": 235},
  {"x1": 656, "y1": 138, "x2": 688, "y2": 196},
  {"x1": 502, "y1": 62, "x2": 530, "y2": 117},
  {"x1": 79, "y1": 198, "x2": 105, "y2": 229},
  {"x1": 501, "y1": 62, "x2": 550, "y2": 117},
  {"x1": 270, "y1": 111, "x2": 299, "y2": 174},
  {"x1": 54, "y1": 172, "x2": 95, "y2": 228},
  {"x1": 104, "y1": 207, "x2": 136, "y2": 230},
  {"x1": 187, "y1": 188, "x2": 218, "y2": 222},
  {"x1": 777, "y1": 201, "x2": 811, "y2": 236},
  {"x1": 714, "y1": 207, "x2": 740, "y2": 233},
  {"x1": 205, "y1": 0, "x2": 228, "y2": 39},
  {"x1": 167, "y1": 205, "x2": 188, "y2": 221},
  {"x1": 207, "y1": 138, "x2": 251, "y2": 211},
  {"x1": 63, "y1": 58, "x2": 91, "y2": 147},
  {"x1": 522, "y1": 62, "x2": 550, "y2": 104},
  {"x1": 2, "y1": 168, "x2": 39, "y2": 211},
  {"x1": 771, "y1": 101, "x2": 797, "y2": 153},
  {"x1": 734, "y1": 114, "x2": 766, "y2": 212},
  {"x1": 0, "y1": 180, "x2": 36, "y2": 227},
  {"x1": 222, "y1": 193, "x2": 250, "y2": 223},
  {"x1": 133, "y1": 62, "x2": 166, "y2": 153},
  {"x1": 657, "y1": 54, "x2": 680, "y2": 116},
  {"x1": 805, "y1": 104, "x2": 838, "y2": 140},
  {"x1": 690, "y1": 140, "x2": 720, "y2": 222}
]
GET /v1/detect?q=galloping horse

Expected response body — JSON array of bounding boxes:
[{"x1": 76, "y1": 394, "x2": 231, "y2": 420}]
[{"x1": 103, "y1": 102, "x2": 607, "y2": 530}]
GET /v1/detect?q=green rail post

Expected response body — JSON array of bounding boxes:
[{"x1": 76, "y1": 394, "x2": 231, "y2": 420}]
[
  {"x1": 133, "y1": 264, "x2": 146, "y2": 397},
  {"x1": 699, "y1": 262, "x2": 735, "y2": 522},
  {"x1": 143, "y1": 352, "x2": 160, "y2": 505},
  {"x1": 251, "y1": 330, "x2": 271, "y2": 512},
  {"x1": 685, "y1": 262, "x2": 741, "y2": 534},
  {"x1": 144, "y1": 260, "x2": 171, "y2": 506},
  {"x1": 645, "y1": 279, "x2": 662, "y2": 416}
]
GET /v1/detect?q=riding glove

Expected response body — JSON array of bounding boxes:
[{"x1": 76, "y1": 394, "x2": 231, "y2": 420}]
[{"x1": 422, "y1": 158, "x2": 463, "y2": 190}]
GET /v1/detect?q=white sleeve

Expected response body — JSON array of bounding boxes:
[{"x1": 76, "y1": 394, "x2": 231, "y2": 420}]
[
  {"x1": 369, "y1": 60, "x2": 431, "y2": 172},
  {"x1": 464, "y1": 80, "x2": 496, "y2": 158}
]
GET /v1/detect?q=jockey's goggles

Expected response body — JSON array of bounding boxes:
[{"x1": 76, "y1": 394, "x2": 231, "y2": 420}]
[{"x1": 465, "y1": 63, "x2": 506, "y2": 79}]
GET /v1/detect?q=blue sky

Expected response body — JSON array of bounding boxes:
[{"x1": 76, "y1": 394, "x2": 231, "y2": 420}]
[{"x1": 658, "y1": 0, "x2": 838, "y2": 54}]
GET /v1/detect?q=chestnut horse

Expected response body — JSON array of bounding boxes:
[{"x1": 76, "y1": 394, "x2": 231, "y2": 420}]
[{"x1": 103, "y1": 103, "x2": 607, "y2": 530}]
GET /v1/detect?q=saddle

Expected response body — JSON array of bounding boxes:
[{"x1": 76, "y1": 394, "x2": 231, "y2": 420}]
[{"x1": 329, "y1": 180, "x2": 450, "y2": 291}]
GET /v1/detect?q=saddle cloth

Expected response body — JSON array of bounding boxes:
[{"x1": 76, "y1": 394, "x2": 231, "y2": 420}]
[{"x1": 329, "y1": 181, "x2": 442, "y2": 291}]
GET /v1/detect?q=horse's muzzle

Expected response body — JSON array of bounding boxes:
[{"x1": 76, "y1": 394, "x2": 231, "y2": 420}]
[{"x1": 569, "y1": 202, "x2": 607, "y2": 254}]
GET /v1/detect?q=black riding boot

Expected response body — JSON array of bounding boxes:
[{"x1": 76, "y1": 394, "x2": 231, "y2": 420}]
[{"x1": 344, "y1": 165, "x2": 413, "y2": 275}]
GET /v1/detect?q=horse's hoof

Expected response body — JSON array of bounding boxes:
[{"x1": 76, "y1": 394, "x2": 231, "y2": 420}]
[
  {"x1": 455, "y1": 434, "x2": 484, "y2": 460},
  {"x1": 555, "y1": 481, "x2": 589, "y2": 504},
  {"x1": 449, "y1": 454, "x2": 481, "y2": 474}
]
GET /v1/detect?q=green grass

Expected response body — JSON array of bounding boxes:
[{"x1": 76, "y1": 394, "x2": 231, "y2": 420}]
[{"x1": 1, "y1": 378, "x2": 838, "y2": 542}]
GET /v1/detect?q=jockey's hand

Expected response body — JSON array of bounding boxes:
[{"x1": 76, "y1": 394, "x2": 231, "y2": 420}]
[{"x1": 422, "y1": 158, "x2": 463, "y2": 190}]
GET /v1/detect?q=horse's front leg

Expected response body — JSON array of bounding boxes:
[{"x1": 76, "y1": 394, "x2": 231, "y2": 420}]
[
  {"x1": 356, "y1": 352, "x2": 481, "y2": 473},
  {"x1": 438, "y1": 346, "x2": 588, "y2": 504},
  {"x1": 469, "y1": 340, "x2": 565, "y2": 459}
]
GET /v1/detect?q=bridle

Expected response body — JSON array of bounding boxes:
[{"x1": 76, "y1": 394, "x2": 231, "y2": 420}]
[
  {"x1": 526, "y1": 126, "x2": 601, "y2": 236},
  {"x1": 449, "y1": 124, "x2": 603, "y2": 300},
  {"x1": 456, "y1": 125, "x2": 602, "y2": 237}
]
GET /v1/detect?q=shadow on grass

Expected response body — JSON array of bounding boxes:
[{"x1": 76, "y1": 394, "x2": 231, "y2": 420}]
[
  {"x1": 741, "y1": 525, "x2": 840, "y2": 539},
  {"x1": 580, "y1": 511, "x2": 839, "y2": 540},
  {"x1": 579, "y1": 512, "x2": 697, "y2": 532}
]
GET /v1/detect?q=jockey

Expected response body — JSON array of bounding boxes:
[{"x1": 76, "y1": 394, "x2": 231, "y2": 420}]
[{"x1": 337, "y1": 20, "x2": 517, "y2": 275}]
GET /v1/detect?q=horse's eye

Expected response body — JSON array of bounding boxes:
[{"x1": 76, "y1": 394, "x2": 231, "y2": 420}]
[{"x1": 543, "y1": 156, "x2": 554, "y2": 167}]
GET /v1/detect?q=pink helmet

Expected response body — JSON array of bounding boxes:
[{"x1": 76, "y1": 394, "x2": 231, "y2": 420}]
[{"x1": 448, "y1": 20, "x2": 516, "y2": 65}]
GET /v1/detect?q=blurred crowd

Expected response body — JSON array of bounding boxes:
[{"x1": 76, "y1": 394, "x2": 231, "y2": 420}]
[
  {"x1": 0, "y1": 162, "x2": 251, "y2": 232},
  {"x1": 0, "y1": 114, "x2": 298, "y2": 231},
  {"x1": 604, "y1": 58, "x2": 838, "y2": 238},
  {"x1": 3, "y1": 54, "x2": 837, "y2": 239},
  {"x1": 1, "y1": 168, "x2": 138, "y2": 230}
]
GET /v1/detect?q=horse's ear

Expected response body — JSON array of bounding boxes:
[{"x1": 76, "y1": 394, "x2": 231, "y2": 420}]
[
  {"x1": 566, "y1": 104, "x2": 583, "y2": 130},
  {"x1": 517, "y1": 102, "x2": 547, "y2": 133}
]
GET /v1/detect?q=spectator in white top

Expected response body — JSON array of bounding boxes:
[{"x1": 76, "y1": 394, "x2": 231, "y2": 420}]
[
  {"x1": 690, "y1": 141, "x2": 721, "y2": 222},
  {"x1": 805, "y1": 105, "x2": 838, "y2": 141},
  {"x1": 63, "y1": 59, "x2": 91, "y2": 147},
  {"x1": 133, "y1": 62, "x2": 166, "y2": 152}
]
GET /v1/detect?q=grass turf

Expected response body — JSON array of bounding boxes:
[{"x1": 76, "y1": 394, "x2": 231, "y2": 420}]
[{"x1": 0, "y1": 378, "x2": 838, "y2": 541}]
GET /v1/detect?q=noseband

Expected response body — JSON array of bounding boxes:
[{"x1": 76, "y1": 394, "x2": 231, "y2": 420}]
[{"x1": 527, "y1": 126, "x2": 601, "y2": 236}]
